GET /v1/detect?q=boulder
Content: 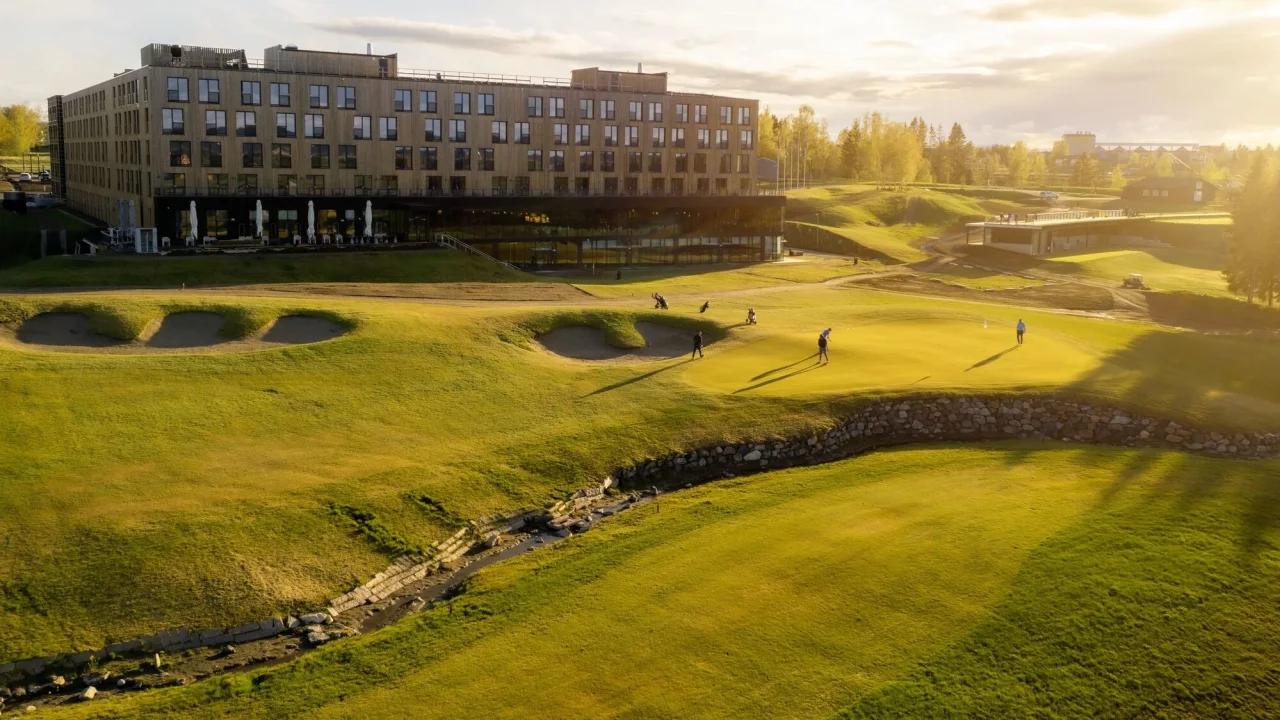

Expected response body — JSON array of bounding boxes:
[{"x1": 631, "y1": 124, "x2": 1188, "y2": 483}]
[
  {"x1": 82, "y1": 686, "x2": 98, "y2": 701},
  {"x1": 305, "y1": 631, "x2": 330, "y2": 646},
  {"x1": 742, "y1": 450, "x2": 762, "y2": 462},
  {"x1": 298, "y1": 613, "x2": 330, "y2": 626}
]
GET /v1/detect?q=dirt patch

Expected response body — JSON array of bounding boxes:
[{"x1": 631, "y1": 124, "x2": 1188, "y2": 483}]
[
  {"x1": 261, "y1": 315, "x2": 347, "y2": 344},
  {"x1": 14, "y1": 312, "x2": 127, "y2": 347},
  {"x1": 4, "y1": 312, "x2": 349, "y2": 354},
  {"x1": 144, "y1": 312, "x2": 229, "y2": 348},
  {"x1": 538, "y1": 321, "x2": 706, "y2": 361}
]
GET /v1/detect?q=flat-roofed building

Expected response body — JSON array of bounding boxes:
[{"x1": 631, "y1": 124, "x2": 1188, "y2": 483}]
[{"x1": 47, "y1": 43, "x2": 781, "y2": 265}]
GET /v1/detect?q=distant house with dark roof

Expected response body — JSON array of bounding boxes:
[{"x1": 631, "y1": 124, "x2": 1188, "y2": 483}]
[{"x1": 1123, "y1": 176, "x2": 1217, "y2": 204}]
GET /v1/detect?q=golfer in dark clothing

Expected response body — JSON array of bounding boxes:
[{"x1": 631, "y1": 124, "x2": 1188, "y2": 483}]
[
  {"x1": 817, "y1": 333, "x2": 829, "y2": 363},
  {"x1": 692, "y1": 331, "x2": 704, "y2": 359},
  {"x1": 1016, "y1": 319, "x2": 1026, "y2": 346}
]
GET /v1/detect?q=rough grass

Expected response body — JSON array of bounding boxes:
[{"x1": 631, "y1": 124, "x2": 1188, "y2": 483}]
[
  {"x1": 49, "y1": 446, "x2": 1280, "y2": 719},
  {"x1": 5, "y1": 284, "x2": 1280, "y2": 666},
  {"x1": 1040, "y1": 248, "x2": 1229, "y2": 297}
]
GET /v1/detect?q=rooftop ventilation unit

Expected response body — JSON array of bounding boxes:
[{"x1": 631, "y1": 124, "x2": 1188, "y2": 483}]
[{"x1": 284, "y1": 44, "x2": 298, "y2": 50}]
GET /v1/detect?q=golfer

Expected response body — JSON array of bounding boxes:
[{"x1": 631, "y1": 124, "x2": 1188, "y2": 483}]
[
  {"x1": 692, "y1": 331, "x2": 704, "y2": 359},
  {"x1": 746, "y1": 307, "x2": 757, "y2": 325},
  {"x1": 817, "y1": 332, "x2": 829, "y2": 363},
  {"x1": 1016, "y1": 318, "x2": 1026, "y2": 345}
]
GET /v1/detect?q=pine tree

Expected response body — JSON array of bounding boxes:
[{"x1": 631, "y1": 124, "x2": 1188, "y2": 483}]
[{"x1": 1225, "y1": 156, "x2": 1278, "y2": 304}]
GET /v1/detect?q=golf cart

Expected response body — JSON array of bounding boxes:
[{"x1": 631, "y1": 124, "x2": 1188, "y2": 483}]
[{"x1": 1122, "y1": 273, "x2": 1148, "y2": 290}]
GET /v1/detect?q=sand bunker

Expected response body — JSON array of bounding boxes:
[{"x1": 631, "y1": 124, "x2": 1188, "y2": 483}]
[
  {"x1": 5, "y1": 312, "x2": 348, "y2": 354},
  {"x1": 537, "y1": 321, "x2": 709, "y2": 361}
]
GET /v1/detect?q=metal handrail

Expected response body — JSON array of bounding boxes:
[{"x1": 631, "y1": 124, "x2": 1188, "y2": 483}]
[{"x1": 435, "y1": 233, "x2": 518, "y2": 271}]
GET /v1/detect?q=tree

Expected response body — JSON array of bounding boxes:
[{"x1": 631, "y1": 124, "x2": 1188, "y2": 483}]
[
  {"x1": 946, "y1": 123, "x2": 974, "y2": 184},
  {"x1": 758, "y1": 107, "x2": 779, "y2": 161},
  {"x1": 1109, "y1": 168, "x2": 1127, "y2": 189},
  {"x1": 1072, "y1": 153, "x2": 1101, "y2": 188},
  {"x1": 1225, "y1": 156, "x2": 1279, "y2": 304},
  {"x1": 1155, "y1": 153, "x2": 1175, "y2": 177},
  {"x1": 0, "y1": 104, "x2": 45, "y2": 155},
  {"x1": 1201, "y1": 157, "x2": 1228, "y2": 185},
  {"x1": 1007, "y1": 141, "x2": 1030, "y2": 188},
  {"x1": 1029, "y1": 153, "x2": 1048, "y2": 186}
]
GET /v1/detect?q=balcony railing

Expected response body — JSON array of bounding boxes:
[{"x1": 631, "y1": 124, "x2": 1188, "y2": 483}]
[{"x1": 154, "y1": 185, "x2": 783, "y2": 200}]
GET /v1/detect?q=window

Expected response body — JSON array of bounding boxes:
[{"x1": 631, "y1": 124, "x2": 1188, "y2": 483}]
[
  {"x1": 527, "y1": 96, "x2": 543, "y2": 117},
  {"x1": 169, "y1": 140, "x2": 191, "y2": 166},
  {"x1": 235, "y1": 111, "x2": 257, "y2": 137},
  {"x1": 651, "y1": 178, "x2": 666, "y2": 195},
  {"x1": 553, "y1": 123, "x2": 568, "y2": 145},
  {"x1": 353, "y1": 115, "x2": 371, "y2": 140},
  {"x1": 549, "y1": 149, "x2": 565, "y2": 172},
  {"x1": 198, "y1": 78, "x2": 220, "y2": 103},
  {"x1": 419, "y1": 146, "x2": 437, "y2": 170},
  {"x1": 716, "y1": 129, "x2": 729, "y2": 150},
  {"x1": 514, "y1": 122, "x2": 531, "y2": 144},
  {"x1": 648, "y1": 103, "x2": 663, "y2": 122},
  {"x1": 697, "y1": 177, "x2": 710, "y2": 194},
  {"x1": 579, "y1": 150, "x2": 594, "y2": 172},
  {"x1": 448, "y1": 119, "x2": 466, "y2": 143},
  {"x1": 309, "y1": 85, "x2": 329, "y2": 109},
  {"x1": 553, "y1": 176, "x2": 570, "y2": 194},
  {"x1": 241, "y1": 81, "x2": 261, "y2": 106},
  {"x1": 648, "y1": 152, "x2": 663, "y2": 173},
  {"x1": 277, "y1": 175, "x2": 297, "y2": 193},
  {"x1": 601, "y1": 151, "x2": 615, "y2": 172},
  {"x1": 514, "y1": 176, "x2": 531, "y2": 195},
  {"x1": 738, "y1": 107, "x2": 751, "y2": 125},
  {"x1": 651, "y1": 127, "x2": 666, "y2": 148},
  {"x1": 527, "y1": 149, "x2": 543, "y2": 171},
  {"x1": 305, "y1": 114, "x2": 325, "y2": 139},
  {"x1": 740, "y1": 177, "x2": 751, "y2": 193},
  {"x1": 394, "y1": 89, "x2": 411, "y2": 112},
  {"x1": 478, "y1": 93, "x2": 495, "y2": 115},
  {"x1": 454, "y1": 147, "x2": 471, "y2": 171},
  {"x1": 270, "y1": 83, "x2": 290, "y2": 107},
  {"x1": 206, "y1": 173, "x2": 229, "y2": 195},
  {"x1": 579, "y1": 98, "x2": 594, "y2": 119},
  {"x1": 162, "y1": 108, "x2": 185, "y2": 134},
  {"x1": 629, "y1": 101, "x2": 642, "y2": 121},
  {"x1": 574, "y1": 177, "x2": 590, "y2": 196},
  {"x1": 694, "y1": 153, "x2": 708, "y2": 173},
  {"x1": 395, "y1": 145, "x2": 412, "y2": 170},
  {"x1": 453, "y1": 92, "x2": 470, "y2": 114},
  {"x1": 604, "y1": 125, "x2": 619, "y2": 147},
  {"x1": 625, "y1": 126, "x2": 639, "y2": 147},
  {"x1": 672, "y1": 127, "x2": 686, "y2": 148},
  {"x1": 625, "y1": 177, "x2": 639, "y2": 195},
  {"x1": 694, "y1": 104, "x2": 708, "y2": 123},
  {"x1": 549, "y1": 97, "x2": 565, "y2": 118},
  {"x1": 675, "y1": 152, "x2": 688, "y2": 173},
  {"x1": 716, "y1": 177, "x2": 728, "y2": 194},
  {"x1": 720, "y1": 106, "x2": 731, "y2": 124},
  {"x1": 338, "y1": 144, "x2": 357, "y2": 169},
  {"x1": 491, "y1": 121, "x2": 507, "y2": 144},
  {"x1": 426, "y1": 175, "x2": 443, "y2": 194},
  {"x1": 493, "y1": 176, "x2": 509, "y2": 195},
  {"x1": 162, "y1": 172, "x2": 186, "y2": 192},
  {"x1": 449, "y1": 176, "x2": 465, "y2": 195},
  {"x1": 672, "y1": 178, "x2": 686, "y2": 195},
  {"x1": 242, "y1": 142, "x2": 263, "y2": 168},
  {"x1": 424, "y1": 118, "x2": 442, "y2": 142},
  {"x1": 604, "y1": 177, "x2": 619, "y2": 194},
  {"x1": 309, "y1": 144, "x2": 330, "y2": 169},
  {"x1": 628, "y1": 151, "x2": 642, "y2": 173},
  {"x1": 355, "y1": 175, "x2": 373, "y2": 194},
  {"x1": 200, "y1": 141, "x2": 222, "y2": 167},
  {"x1": 167, "y1": 77, "x2": 189, "y2": 102},
  {"x1": 420, "y1": 90, "x2": 437, "y2": 113},
  {"x1": 575, "y1": 124, "x2": 590, "y2": 145},
  {"x1": 271, "y1": 143, "x2": 292, "y2": 168},
  {"x1": 305, "y1": 175, "x2": 324, "y2": 194},
  {"x1": 479, "y1": 147, "x2": 495, "y2": 171},
  {"x1": 338, "y1": 86, "x2": 356, "y2": 109},
  {"x1": 379, "y1": 117, "x2": 398, "y2": 141},
  {"x1": 237, "y1": 174, "x2": 258, "y2": 193},
  {"x1": 276, "y1": 113, "x2": 296, "y2": 138},
  {"x1": 600, "y1": 99, "x2": 615, "y2": 120},
  {"x1": 740, "y1": 130, "x2": 754, "y2": 149},
  {"x1": 738, "y1": 154, "x2": 751, "y2": 173},
  {"x1": 675, "y1": 104, "x2": 688, "y2": 123},
  {"x1": 719, "y1": 154, "x2": 732, "y2": 173},
  {"x1": 697, "y1": 129, "x2": 710, "y2": 149}
]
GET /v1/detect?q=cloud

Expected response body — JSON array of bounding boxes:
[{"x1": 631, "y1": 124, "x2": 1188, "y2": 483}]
[{"x1": 979, "y1": 0, "x2": 1175, "y2": 21}]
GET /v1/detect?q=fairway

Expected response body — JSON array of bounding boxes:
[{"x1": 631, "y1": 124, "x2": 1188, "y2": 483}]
[
  {"x1": 50, "y1": 446, "x2": 1280, "y2": 719},
  {"x1": 684, "y1": 317, "x2": 1098, "y2": 395},
  {"x1": 1042, "y1": 248, "x2": 1229, "y2": 296}
]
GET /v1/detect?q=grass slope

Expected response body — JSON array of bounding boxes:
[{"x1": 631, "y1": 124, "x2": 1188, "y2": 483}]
[
  {"x1": 49, "y1": 446, "x2": 1280, "y2": 719},
  {"x1": 1040, "y1": 247, "x2": 1229, "y2": 297}
]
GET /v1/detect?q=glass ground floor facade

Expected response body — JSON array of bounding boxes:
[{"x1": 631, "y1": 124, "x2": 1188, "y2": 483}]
[{"x1": 153, "y1": 194, "x2": 786, "y2": 266}]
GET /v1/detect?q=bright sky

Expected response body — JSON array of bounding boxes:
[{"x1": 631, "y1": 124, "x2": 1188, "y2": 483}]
[{"x1": 8, "y1": 0, "x2": 1280, "y2": 148}]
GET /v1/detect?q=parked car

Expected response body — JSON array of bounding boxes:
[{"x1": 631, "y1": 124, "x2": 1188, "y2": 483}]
[
  {"x1": 17, "y1": 172, "x2": 31, "y2": 182},
  {"x1": 1040, "y1": 191, "x2": 1060, "y2": 200},
  {"x1": 38, "y1": 170, "x2": 50, "y2": 181}
]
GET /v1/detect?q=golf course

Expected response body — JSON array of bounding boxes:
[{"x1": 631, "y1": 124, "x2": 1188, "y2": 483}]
[{"x1": 2, "y1": 188, "x2": 1277, "y2": 718}]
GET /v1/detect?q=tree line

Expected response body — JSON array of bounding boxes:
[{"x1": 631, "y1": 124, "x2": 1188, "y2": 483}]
[{"x1": 0, "y1": 104, "x2": 46, "y2": 156}]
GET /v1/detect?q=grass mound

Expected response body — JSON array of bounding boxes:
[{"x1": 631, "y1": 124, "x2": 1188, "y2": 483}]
[{"x1": 49, "y1": 446, "x2": 1280, "y2": 719}]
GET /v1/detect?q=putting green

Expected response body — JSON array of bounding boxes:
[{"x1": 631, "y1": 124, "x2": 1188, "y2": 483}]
[{"x1": 684, "y1": 318, "x2": 1101, "y2": 395}]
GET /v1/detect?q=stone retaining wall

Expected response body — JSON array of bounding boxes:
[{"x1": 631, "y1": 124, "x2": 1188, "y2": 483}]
[{"x1": 5, "y1": 394, "x2": 1273, "y2": 686}]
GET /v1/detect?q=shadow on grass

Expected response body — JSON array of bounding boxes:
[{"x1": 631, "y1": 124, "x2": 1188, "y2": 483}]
[
  {"x1": 734, "y1": 360, "x2": 825, "y2": 395},
  {"x1": 751, "y1": 353, "x2": 819, "y2": 381},
  {"x1": 965, "y1": 345, "x2": 1020, "y2": 372},
  {"x1": 582, "y1": 359, "x2": 694, "y2": 397}
]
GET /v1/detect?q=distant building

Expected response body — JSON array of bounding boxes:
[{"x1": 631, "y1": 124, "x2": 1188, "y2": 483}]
[
  {"x1": 1122, "y1": 176, "x2": 1217, "y2": 204},
  {"x1": 1063, "y1": 132, "x2": 1097, "y2": 156}
]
